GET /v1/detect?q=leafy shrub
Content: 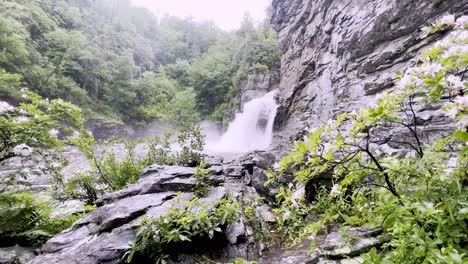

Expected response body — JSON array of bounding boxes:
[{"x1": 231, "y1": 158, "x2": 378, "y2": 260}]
[
  {"x1": 69, "y1": 124, "x2": 206, "y2": 203},
  {"x1": 252, "y1": 63, "x2": 269, "y2": 74},
  {"x1": 65, "y1": 173, "x2": 99, "y2": 204},
  {"x1": 192, "y1": 163, "x2": 211, "y2": 197},
  {"x1": 267, "y1": 15, "x2": 468, "y2": 263},
  {"x1": 0, "y1": 91, "x2": 83, "y2": 163},
  {"x1": 145, "y1": 124, "x2": 205, "y2": 167},
  {"x1": 125, "y1": 195, "x2": 241, "y2": 263},
  {"x1": 0, "y1": 192, "x2": 93, "y2": 246}
]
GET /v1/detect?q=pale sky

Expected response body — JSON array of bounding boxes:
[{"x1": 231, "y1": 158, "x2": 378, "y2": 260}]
[{"x1": 129, "y1": 0, "x2": 270, "y2": 30}]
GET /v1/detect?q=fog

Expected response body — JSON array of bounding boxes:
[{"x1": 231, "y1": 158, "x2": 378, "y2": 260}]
[{"x1": 129, "y1": 0, "x2": 271, "y2": 30}]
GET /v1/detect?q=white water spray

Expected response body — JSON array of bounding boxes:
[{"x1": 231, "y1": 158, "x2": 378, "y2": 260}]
[{"x1": 206, "y1": 90, "x2": 278, "y2": 154}]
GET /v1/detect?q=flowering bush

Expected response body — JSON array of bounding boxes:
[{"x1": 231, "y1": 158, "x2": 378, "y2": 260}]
[
  {"x1": 0, "y1": 91, "x2": 83, "y2": 164},
  {"x1": 267, "y1": 14, "x2": 468, "y2": 263},
  {"x1": 0, "y1": 91, "x2": 88, "y2": 246}
]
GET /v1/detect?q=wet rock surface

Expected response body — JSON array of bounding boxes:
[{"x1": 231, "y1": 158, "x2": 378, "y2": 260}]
[
  {"x1": 84, "y1": 118, "x2": 134, "y2": 141},
  {"x1": 270, "y1": 0, "x2": 467, "y2": 149},
  {"x1": 0, "y1": 246, "x2": 34, "y2": 264},
  {"x1": 261, "y1": 227, "x2": 386, "y2": 264},
  {"x1": 30, "y1": 164, "x2": 261, "y2": 264}
]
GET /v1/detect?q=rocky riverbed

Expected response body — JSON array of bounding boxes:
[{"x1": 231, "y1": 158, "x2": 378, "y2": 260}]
[{"x1": 0, "y1": 151, "x2": 386, "y2": 264}]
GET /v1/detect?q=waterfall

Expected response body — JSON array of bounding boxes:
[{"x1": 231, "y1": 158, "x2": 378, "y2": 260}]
[{"x1": 206, "y1": 90, "x2": 278, "y2": 154}]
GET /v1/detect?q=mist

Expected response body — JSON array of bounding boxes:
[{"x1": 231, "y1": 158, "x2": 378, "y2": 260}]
[{"x1": 129, "y1": 0, "x2": 270, "y2": 30}]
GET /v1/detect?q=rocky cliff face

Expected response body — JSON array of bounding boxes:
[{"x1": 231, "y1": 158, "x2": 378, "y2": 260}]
[{"x1": 271, "y1": 0, "x2": 468, "y2": 146}]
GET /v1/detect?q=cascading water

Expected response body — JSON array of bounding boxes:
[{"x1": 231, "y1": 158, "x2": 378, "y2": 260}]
[{"x1": 206, "y1": 90, "x2": 278, "y2": 154}]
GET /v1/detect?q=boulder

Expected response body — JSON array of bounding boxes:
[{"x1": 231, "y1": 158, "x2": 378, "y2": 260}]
[
  {"x1": 84, "y1": 118, "x2": 133, "y2": 141},
  {"x1": 0, "y1": 246, "x2": 34, "y2": 264},
  {"x1": 261, "y1": 226, "x2": 384, "y2": 264},
  {"x1": 223, "y1": 165, "x2": 244, "y2": 178},
  {"x1": 31, "y1": 165, "x2": 260, "y2": 264}
]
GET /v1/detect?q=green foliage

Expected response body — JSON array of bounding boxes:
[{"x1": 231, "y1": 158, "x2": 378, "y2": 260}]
[
  {"x1": 0, "y1": 69, "x2": 23, "y2": 99},
  {"x1": 125, "y1": 195, "x2": 241, "y2": 263},
  {"x1": 0, "y1": 90, "x2": 83, "y2": 164},
  {"x1": 227, "y1": 259, "x2": 258, "y2": 264},
  {"x1": 68, "y1": 124, "x2": 206, "y2": 203},
  {"x1": 186, "y1": 16, "x2": 280, "y2": 119},
  {"x1": 98, "y1": 143, "x2": 142, "y2": 190},
  {"x1": 65, "y1": 173, "x2": 99, "y2": 205},
  {"x1": 267, "y1": 17, "x2": 468, "y2": 262},
  {"x1": 192, "y1": 163, "x2": 211, "y2": 198},
  {"x1": 0, "y1": 0, "x2": 280, "y2": 125},
  {"x1": 241, "y1": 195, "x2": 269, "y2": 243},
  {"x1": 422, "y1": 14, "x2": 455, "y2": 37},
  {"x1": 146, "y1": 124, "x2": 206, "y2": 167},
  {"x1": 0, "y1": 192, "x2": 94, "y2": 246}
]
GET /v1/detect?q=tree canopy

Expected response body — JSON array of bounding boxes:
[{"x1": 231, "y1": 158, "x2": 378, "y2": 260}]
[{"x1": 0, "y1": 0, "x2": 280, "y2": 125}]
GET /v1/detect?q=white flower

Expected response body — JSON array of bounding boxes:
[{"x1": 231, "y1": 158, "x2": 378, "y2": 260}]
[
  {"x1": 455, "y1": 15, "x2": 468, "y2": 29},
  {"x1": 13, "y1": 116, "x2": 29, "y2": 123},
  {"x1": 330, "y1": 184, "x2": 342, "y2": 197},
  {"x1": 417, "y1": 63, "x2": 444, "y2": 78},
  {"x1": 455, "y1": 95, "x2": 468, "y2": 111},
  {"x1": 0, "y1": 101, "x2": 14, "y2": 114},
  {"x1": 72, "y1": 131, "x2": 80, "y2": 139},
  {"x1": 446, "y1": 75, "x2": 465, "y2": 90},
  {"x1": 439, "y1": 14, "x2": 455, "y2": 26},
  {"x1": 273, "y1": 162, "x2": 280, "y2": 169},
  {"x1": 434, "y1": 37, "x2": 452, "y2": 48},
  {"x1": 444, "y1": 45, "x2": 468, "y2": 57},
  {"x1": 18, "y1": 109, "x2": 27, "y2": 115},
  {"x1": 421, "y1": 26, "x2": 431, "y2": 35},
  {"x1": 49, "y1": 129, "x2": 59, "y2": 138},
  {"x1": 13, "y1": 144, "x2": 33, "y2": 157},
  {"x1": 322, "y1": 142, "x2": 335, "y2": 153},
  {"x1": 398, "y1": 74, "x2": 415, "y2": 88},
  {"x1": 445, "y1": 107, "x2": 458, "y2": 119},
  {"x1": 452, "y1": 30, "x2": 468, "y2": 43},
  {"x1": 457, "y1": 116, "x2": 468, "y2": 129}
]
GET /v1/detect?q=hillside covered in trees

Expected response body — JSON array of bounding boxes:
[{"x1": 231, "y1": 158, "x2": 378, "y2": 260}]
[{"x1": 0, "y1": 0, "x2": 279, "y2": 125}]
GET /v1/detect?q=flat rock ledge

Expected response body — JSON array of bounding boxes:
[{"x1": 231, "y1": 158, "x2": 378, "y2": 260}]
[
  {"x1": 30, "y1": 163, "x2": 264, "y2": 264},
  {"x1": 260, "y1": 227, "x2": 386, "y2": 264}
]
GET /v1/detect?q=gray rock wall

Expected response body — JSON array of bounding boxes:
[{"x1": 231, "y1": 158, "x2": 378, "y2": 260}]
[{"x1": 271, "y1": 0, "x2": 468, "y2": 146}]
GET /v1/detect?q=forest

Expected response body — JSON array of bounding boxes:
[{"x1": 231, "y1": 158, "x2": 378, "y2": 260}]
[{"x1": 0, "y1": 0, "x2": 279, "y2": 125}]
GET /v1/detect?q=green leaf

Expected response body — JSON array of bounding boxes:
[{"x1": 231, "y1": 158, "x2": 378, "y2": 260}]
[{"x1": 453, "y1": 130, "x2": 468, "y2": 142}]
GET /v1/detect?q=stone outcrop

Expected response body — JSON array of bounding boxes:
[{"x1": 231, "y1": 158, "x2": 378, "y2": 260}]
[
  {"x1": 260, "y1": 226, "x2": 386, "y2": 264},
  {"x1": 84, "y1": 118, "x2": 134, "y2": 141},
  {"x1": 270, "y1": 0, "x2": 467, "y2": 147},
  {"x1": 31, "y1": 163, "x2": 265, "y2": 264},
  {"x1": 0, "y1": 246, "x2": 34, "y2": 264}
]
